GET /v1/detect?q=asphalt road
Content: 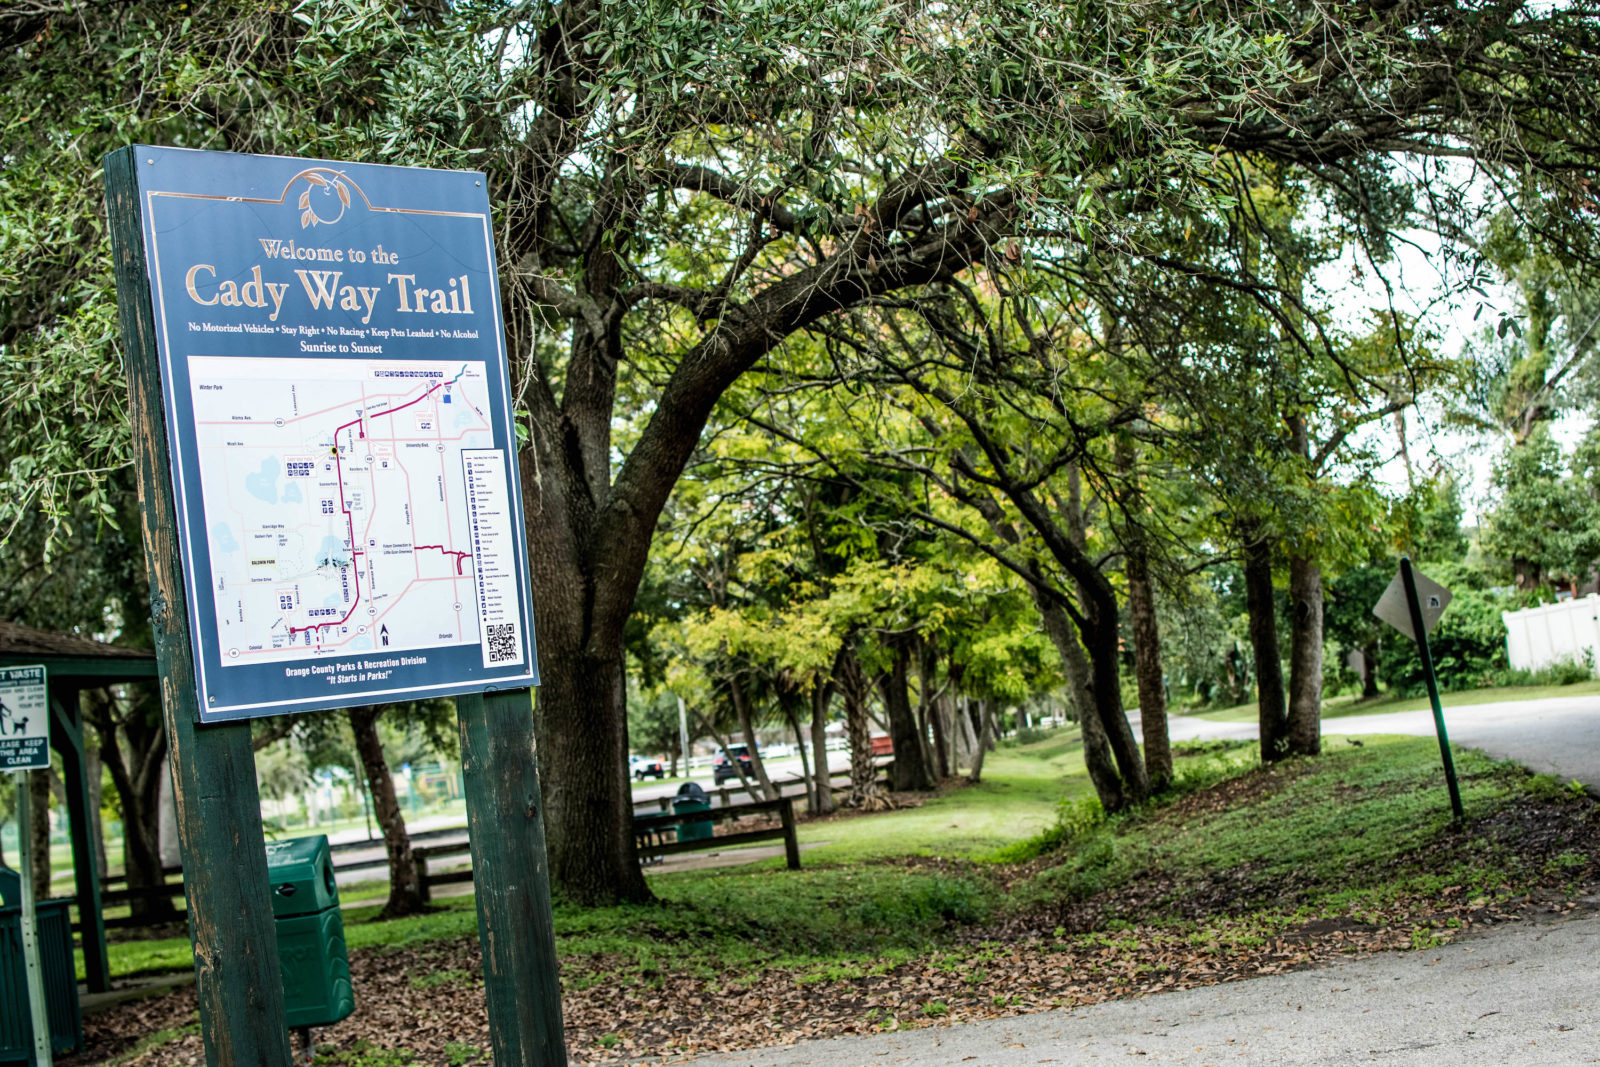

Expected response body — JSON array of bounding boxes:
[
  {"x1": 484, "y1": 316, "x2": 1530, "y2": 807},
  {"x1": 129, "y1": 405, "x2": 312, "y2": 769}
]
[
  {"x1": 1148, "y1": 692, "x2": 1600, "y2": 791},
  {"x1": 676, "y1": 910, "x2": 1600, "y2": 1066}
]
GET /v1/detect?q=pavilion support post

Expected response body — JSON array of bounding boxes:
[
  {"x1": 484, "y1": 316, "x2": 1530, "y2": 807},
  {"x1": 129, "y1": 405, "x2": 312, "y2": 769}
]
[
  {"x1": 457, "y1": 688, "x2": 566, "y2": 1065},
  {"x1": 49, "y1": 685, "x2": 110, "y2": 994},
  {"x1": 105, "y1": 146, "x2": 293, "y2": 1067}
]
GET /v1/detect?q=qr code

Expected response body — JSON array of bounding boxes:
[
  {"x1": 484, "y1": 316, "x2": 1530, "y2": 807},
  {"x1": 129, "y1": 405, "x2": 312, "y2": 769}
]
[{"x1": 486, "y1": 623, "x2": 518, "y2": 664}]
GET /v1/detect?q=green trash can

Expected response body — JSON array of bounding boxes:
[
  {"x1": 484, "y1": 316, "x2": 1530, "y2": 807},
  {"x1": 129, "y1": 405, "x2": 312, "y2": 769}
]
[
  {"x1": 0, "y1": 867, "x2": 81, "y2": 1063},
  {"x1": 672, "y1": 784, "x2": 714, "y2": 842},
  {"x1": 264, "y1": 836, "x2": 354, "y2": 1029}
]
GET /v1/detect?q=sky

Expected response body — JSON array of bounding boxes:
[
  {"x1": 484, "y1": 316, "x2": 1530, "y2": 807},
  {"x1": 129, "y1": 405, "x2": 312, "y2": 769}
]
[{"x1": 1322, "y1": 215, "x2": 1592, "y2": 526}]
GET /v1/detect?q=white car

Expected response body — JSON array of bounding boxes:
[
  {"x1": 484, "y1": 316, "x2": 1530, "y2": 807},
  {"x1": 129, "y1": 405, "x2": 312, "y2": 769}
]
[{"x1": 628, "y1": 754, "x2": 665, "y2": 780}]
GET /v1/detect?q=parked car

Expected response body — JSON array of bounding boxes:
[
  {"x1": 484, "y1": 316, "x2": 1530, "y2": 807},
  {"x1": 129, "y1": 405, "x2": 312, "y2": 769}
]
[
  {"x1": 629, "y1": 754, "x2": 665, "y2": 781},
  {"x1": 712, "y1": 744, "x2": 756, "y2": 784}
]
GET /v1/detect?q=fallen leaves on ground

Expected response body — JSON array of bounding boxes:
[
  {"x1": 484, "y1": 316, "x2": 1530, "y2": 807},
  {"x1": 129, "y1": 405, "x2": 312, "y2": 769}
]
[
  {"x1": 66, "y1": 889, "x2": 1570, "y2": 1067},
  {"x1": 65, "y1": 777, "x2": 1600, "y2": 1065}
]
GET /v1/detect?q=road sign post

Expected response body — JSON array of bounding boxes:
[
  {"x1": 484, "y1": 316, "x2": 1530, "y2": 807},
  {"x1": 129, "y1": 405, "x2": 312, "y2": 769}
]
[
  {"x1": 4, "y1": 664, "x2": 53, "y2": 1066},
  {"x1": 1373, "y1": 557, "x2": 1464, "y2": 821},
  {"x1": 1400, "y1": 558, "x2": 1465, "y2": 821}
]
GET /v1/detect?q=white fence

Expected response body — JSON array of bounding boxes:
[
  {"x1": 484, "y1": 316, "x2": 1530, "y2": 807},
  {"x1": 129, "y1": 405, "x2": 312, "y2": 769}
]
[{"x1": 1502, "y1": 595, "x2": 1600, "y2": 674}]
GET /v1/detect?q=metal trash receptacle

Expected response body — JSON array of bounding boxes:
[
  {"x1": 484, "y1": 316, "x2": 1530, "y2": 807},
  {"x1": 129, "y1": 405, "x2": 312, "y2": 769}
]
[
  {"x1": 0, "y1": 866, "x2": 81, "y2": 1063},
  {"x1": 264, "y1": 836, "x2": 354, "y2": 1029},
  {"x1": 672, "y1": 782, "x2": 714, "y2": 842}
]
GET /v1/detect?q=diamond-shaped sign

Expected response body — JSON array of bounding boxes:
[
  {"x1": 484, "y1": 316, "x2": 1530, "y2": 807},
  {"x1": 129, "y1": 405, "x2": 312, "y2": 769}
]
[{"x1": 1373, "y1": 566, "x2": 1451, "y2": 642}]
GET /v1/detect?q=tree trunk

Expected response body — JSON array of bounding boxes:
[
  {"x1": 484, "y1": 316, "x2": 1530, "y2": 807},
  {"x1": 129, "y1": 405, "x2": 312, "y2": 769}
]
[
  {"x1": 86, "y1": 742, "x2": 108, "y2": 879},
  {"x1": 1243, "y1": 529, "x2": 1289, "y2": 762},
  {"x1": 836, "y1": 646, "x2": 881, "y2": 805},
  {"x1": 693, "y1": 708, "x2": 754, "y2": 795},
  {"x1": 1125, "y1": 544, "x2": 1173, "y2": 790},
  {"x1": 967, "y1": 699, "x2": 996, "y2": 783},
  {"x1": 527, "y1": 639, "x2": 649, "y2": 906},
  {"x1": 1116, "y1": 433, "x2": 1173, "y2": 790},
  {"x1": 785, "y1": 704, "x2": 813, "y2": 807},
  {"x1": 879, "y1": 641, "x2": 933, "y2": 791},
  {"x1": 348, "y1": 704, "x2": 425, "y2": 920},
  {"x1": 1360, "y1": 641, "x2": 1380, "y2": 699},
  {"x1": 728, "y1": 675, "x2": 778, "y2": 800},
  {"x1": 950, "y1": 694, "x2": 977, "y2": 770},
  {"x1": 1036, "y1": 590, "x2": 1126, "y2": 812},
  {"x1": 520, "y1": 419, "x2": 652, "y2": 906},
  {"x1": 808, "y1": 679, "x2": 836, "y2": 815},
  {"x1": 29, "y1": 770, "x2": 50, "y2": 896},
  {"x1": 1285, "y1": 413, "x2": 1323, "y2": 758},
  {"x1": 929, "y1": 696, "x2": 951, "y2": 781},
  {"x1": 1395, "y1": 408, "x2": 1415, "y2": 492},
  {"x1": 1059, "y1": 467, "x2": 1149, "y2": 804},
  {"x1": 919, "y1": 642, "x2": 950, "y2": 780},
  {"x1": 1287, "y1": 553, "x2": 1324, "y2": 757}
]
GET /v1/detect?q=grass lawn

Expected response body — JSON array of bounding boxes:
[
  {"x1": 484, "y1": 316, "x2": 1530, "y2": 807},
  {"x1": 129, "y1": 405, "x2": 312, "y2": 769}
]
[
  {"x1": 1184, "y1": 678, "x2": 1600, "y2": 724},
  {"x1": 83, "y1": 729, "x2": 1095, "y2": 983},
  {"x1": 792, "y1": 732, "x2": 1097, "y2": 865}
]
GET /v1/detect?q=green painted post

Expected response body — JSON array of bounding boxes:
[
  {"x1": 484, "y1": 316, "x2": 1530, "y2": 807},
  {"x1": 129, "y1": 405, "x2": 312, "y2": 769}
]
[
  {"x1": 105, "y1": 146, "x2": 294, "y2": 1067},
  {"x1": 50, "y1": 685, "x2": 111, "y2": 994},
  {"x1": 1400, "y1": 557, "x2": 1465, "y2": 821},
  {"x1": 457, "y1": 689, "x2": 567, "y2": 1066}
]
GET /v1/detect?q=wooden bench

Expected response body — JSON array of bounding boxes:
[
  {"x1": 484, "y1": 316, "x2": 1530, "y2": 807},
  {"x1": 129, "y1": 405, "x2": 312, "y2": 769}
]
[
  {"x1": 84, "y1": 780, "x2": 849, "y2": 924},
  {"x1": 411, "y1": 795, "x2": 802, "y2": 901},
  {"x1": 634, "y1": 796, "x2": 800, "y2": 870}
]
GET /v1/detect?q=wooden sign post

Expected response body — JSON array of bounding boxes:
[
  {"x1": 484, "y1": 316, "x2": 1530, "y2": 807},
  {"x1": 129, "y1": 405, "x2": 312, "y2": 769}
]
[
  {"x1": 106, "y1": 146, "x2": 566, "y2": 1065},
  {"x1": 106, "y1": 149, "x2": 296, "y2": 1066}
]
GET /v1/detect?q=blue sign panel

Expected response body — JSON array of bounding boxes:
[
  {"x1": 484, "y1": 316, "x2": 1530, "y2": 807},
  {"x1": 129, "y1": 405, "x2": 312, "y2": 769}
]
[{"x1": 129, "y1": 146, "x2": 537, "y2": 721}]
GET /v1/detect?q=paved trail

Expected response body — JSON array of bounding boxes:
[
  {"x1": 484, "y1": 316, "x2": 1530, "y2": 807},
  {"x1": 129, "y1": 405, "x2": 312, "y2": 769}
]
[{"x1": 677, "y1": 911, "x2": 1600, "y2": 1066}]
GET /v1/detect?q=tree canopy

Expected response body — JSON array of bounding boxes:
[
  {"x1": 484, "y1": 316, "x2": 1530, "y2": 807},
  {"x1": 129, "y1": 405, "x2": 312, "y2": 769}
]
[{"x1": 5, "y1": 0, "x2": 1600, "y2": 903}]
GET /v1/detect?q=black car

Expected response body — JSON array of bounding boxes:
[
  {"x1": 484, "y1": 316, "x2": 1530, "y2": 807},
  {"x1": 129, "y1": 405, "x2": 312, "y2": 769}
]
[{"x1": 712, "y1": 744, "x2": 756, "y2": 784}]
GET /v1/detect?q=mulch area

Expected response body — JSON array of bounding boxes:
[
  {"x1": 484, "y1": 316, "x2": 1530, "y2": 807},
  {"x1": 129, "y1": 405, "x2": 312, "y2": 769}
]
[{"x1": 64, "y1": 778, "x2": 1600, "y2": 1065}]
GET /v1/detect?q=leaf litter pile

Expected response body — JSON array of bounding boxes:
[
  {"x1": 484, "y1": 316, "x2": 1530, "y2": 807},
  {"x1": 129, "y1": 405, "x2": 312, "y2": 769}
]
[{"x1": 69, "y1": 749, "x2": 1600, "y2": 1065}]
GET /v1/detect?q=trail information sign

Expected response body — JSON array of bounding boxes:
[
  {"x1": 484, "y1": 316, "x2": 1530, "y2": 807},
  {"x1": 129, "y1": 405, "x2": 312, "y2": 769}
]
[
  {"x1": 0, "y1": 665, "x2": 49, "y2": 771},
  {"x1": 127, "y1": 147, "x2": 536, "y2": 720}
]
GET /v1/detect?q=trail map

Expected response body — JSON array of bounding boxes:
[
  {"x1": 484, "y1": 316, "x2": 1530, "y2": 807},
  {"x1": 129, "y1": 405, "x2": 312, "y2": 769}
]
[
  {"x1": 188, "y1": 355, "x2": 524, "y2": 670},
  {"x1": 131, "y1": 147, "x2": 537, "y2": 719}
]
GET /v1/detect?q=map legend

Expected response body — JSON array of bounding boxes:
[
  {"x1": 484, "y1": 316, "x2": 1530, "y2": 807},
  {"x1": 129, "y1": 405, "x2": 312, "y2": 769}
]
[{"x1": 462, "y1": 449, "x2": 524, "y2": 669}]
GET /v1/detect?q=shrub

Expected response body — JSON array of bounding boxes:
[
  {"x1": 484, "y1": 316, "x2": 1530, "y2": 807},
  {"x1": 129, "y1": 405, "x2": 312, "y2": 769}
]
[
  {"x1": 1493, "y1": 651, "x2": 1595, "y2": 687},
  {"x1": 1380, "y1": 586, "x2": 1510, "y2": 694},
  {"x1": 850, "y1": 876, "x2": 987, "y2": 928}
]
